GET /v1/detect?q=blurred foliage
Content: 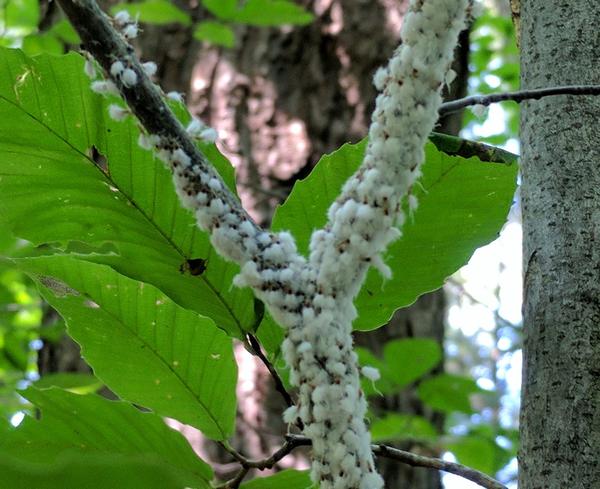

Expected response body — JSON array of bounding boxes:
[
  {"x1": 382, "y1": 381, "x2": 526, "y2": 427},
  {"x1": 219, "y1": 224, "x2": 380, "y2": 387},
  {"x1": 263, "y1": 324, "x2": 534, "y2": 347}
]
[
  {"x1": 462, "y1": 8, "x2": 520, "y2": 147},
  {"x1": 0, "y1": 0, "x2": 79, "y2": 54},
  {"x1": 111, "y1": 0, "x2": 313, "y2": 48},
  {"x1": 0, "y1": 226, "x2": 43, "y2": 422}
]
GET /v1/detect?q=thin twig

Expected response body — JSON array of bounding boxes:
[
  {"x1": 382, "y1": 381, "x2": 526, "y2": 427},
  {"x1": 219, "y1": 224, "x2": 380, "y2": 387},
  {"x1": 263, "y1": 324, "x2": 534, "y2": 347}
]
[
  {"x1": 221, "y1": 436, "x2": 309, "y2": 471},
  {"x1": 372, "y1": 443, "x2": 508, "y2": 489},
  {"x1": 439, "y1": 84, "x2": 600, "y2": 115},
  {"x1": 246, "y1": 333, "x2": 294, "y2": 408},
  {"x1": 215, "y1": 466, "x2": 250, "y2": 489}
]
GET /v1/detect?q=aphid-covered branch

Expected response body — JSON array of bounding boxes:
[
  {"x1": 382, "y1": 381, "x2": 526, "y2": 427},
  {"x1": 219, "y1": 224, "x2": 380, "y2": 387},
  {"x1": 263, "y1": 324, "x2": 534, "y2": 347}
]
[{"x1": 57, "y1": 1, "x2": 469, "y2": 487}]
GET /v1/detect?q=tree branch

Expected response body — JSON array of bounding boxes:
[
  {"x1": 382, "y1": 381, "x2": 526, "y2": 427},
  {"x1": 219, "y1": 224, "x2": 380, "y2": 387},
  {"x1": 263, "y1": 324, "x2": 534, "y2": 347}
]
[
  {"x1": 56, "y1": 0, "x2": 271, "y2": 265},
  {"x1": 372, "y1": 443, "x2": 507, "y2": 489},
  {"x1": 439, "y1": 84, "x2": 600, "y2": 115},
  {"x1": 221, "y1": 435, "x2": 507, "y2": 489}
]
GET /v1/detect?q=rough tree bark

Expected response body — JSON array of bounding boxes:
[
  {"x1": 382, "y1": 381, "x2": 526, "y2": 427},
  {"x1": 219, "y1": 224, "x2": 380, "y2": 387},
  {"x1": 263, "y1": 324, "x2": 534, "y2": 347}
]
[{"x1": 520, "y1": 1, "x2": 600, "y2": 488}]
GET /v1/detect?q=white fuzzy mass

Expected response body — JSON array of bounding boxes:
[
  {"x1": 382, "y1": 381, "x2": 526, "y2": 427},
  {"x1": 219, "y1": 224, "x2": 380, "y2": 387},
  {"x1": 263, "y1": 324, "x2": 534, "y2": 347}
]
[{"x1": 102, "y1": 1, "x2": 469, "y2": 487}]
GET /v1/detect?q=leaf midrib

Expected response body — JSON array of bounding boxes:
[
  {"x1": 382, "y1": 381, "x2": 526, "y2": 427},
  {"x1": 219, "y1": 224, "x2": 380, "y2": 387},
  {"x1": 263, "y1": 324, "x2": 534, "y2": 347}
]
[{"x1": 0, "y1": 92, "x2": 245, "y2": 337}]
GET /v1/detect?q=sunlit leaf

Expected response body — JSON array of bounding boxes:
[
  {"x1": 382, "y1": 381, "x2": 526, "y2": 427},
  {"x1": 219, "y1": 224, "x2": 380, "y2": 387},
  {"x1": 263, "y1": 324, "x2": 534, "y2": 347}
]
[
  {"x1": 272, "y1": 138, "x2": 517, "y2": 331},
  {"x1": 33, "y1": 372, "x2": 103, "y2": 394},
  {"x1": 0, "y1": 48, "x2": 255, "y2": 338}
]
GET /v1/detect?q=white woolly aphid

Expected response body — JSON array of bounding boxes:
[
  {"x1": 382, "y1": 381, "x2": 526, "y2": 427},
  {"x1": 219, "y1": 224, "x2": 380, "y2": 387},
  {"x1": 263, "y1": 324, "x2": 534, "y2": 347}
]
[
  {"x1": 200, "y1": 127, "x2": 218, "y2": 143},
  {"x1": 142, "y1": 61, "x2": 158, "y2": 77},
  {"x1": 166, "y1": 91, "x2": 184, "y2": 103},
  {"x1": 122, "y1": 23, "x2": 139, "y2": 40},
  {"x1": 84, "y1": 58, "x2": 96, "y2": 79},
  {"x1": 113, "y1": 10, "x2": 131, "y2": 26},
  {"x1": 137, "y1": 133, "x2": 160, "y2": 151},
  {"x1": 361, "y1": 366, "x2": 380, "y2": 382},
  {"x1": 110, "y1": 61, "x2": 125, "y2": 78},
  {"x1": 91, "y1": 80, "x2": 119, "y2": 96},
  {"x1": 108, "y1": 104, "x2": 129, "y2": 121},
  {"x1": 284, "y1": 1, "x2": 470, "y2": 488},
  {"x1": 121, "y1": 68, "x2": 138, "y2": 88}
]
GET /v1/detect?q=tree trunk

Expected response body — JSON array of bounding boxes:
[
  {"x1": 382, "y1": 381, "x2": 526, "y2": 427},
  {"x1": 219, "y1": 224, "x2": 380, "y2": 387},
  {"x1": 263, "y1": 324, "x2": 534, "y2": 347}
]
[{"x1": 519, "y1": 1, "x2": 600, "y2": 488}]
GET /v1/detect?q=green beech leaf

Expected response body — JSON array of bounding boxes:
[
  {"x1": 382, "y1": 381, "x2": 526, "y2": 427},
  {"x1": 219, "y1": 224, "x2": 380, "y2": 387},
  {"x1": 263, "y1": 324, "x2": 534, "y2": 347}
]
[
  {"x1": 417, "y1": 374, "x2": 483, "y2": 414},
  {"x1": 255, "y1": 311, "x2": 284, "y2": 358},
  {"x1": 0, "y1": 48, "x2": 255, "y2": 338},
  {"x1": 110, "y1": 1, "x2": 192, "y2": 26},
  {"x1": 0, "y1": 454, "x2": 197, "y2": 489},
  {"x1": 240, "y1": 469, "x2": 312, "y2": 488},
  {"x1": 17, "y1": 255, "x2": 237, "y2": 440},
  {"x1": 383, "y1": 338, "x2": 442, "y2": 387},
  {"x1": 0, "y1": 387, "x2": 212, "y2": 488},
  {"x1": 370, "y1": 413, "x2": 437, "y2": 443},
  {"x1": 272, "y1": 138, "x2": 517, "y2": 330},
  {"x1": 193, "y1": 21, "x2": 235, "y2": 48},
  {"x1": 231, "y1": 0, "x2": 314, "y2": 26}
]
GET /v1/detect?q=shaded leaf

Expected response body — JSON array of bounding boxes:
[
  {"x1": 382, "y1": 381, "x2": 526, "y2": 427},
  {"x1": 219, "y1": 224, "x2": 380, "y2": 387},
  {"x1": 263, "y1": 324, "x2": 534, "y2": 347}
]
[
  {"x1": 0, "y1": 387, "x2": 212, "y2": 488},
  {"x1": 383, "y1": 338, "x2": 442, "y2": 387},
  {"x1": 370, "y1": 413, "x2": 437, "y2": 443},
  {"x1": 240, "y1": 469, "x2": 313, "y2": 489},
  {"x1": 193, "y1": 21, "x2": 235, "y2": 48},
  {"x1": 231, "y1": 0, "x2": 314, "y2": 25},
  {"x1": 445, "y1": 435, "x2": 510, "y2": 476},
  {"x1": 17, "y1": 255, "x2": 237, "y2": 440},
  {"x1": 417, "y1": 374, "x2": 483, "y2": 414},
  {"x1": 202, "y1": 0, "x2": 238, "y2": 19}
]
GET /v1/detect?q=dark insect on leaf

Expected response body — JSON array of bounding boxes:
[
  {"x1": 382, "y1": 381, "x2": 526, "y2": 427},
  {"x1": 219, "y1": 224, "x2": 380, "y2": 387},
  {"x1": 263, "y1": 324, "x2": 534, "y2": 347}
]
[{"x1": 179, "y1": 258, "x2": 208, "y2": 276}]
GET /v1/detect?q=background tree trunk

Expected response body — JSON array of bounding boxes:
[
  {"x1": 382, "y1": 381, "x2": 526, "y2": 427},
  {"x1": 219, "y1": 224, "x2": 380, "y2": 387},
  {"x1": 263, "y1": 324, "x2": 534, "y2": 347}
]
[{"x1": 520, "y1": 1, "x2": 600, "y2": 487}]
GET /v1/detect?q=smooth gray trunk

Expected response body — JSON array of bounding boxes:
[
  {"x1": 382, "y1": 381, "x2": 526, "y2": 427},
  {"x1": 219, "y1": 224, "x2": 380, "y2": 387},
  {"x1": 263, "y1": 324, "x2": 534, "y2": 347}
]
[{"x1": 519, "y1": 1, "x2": 600, "y2": 488}]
